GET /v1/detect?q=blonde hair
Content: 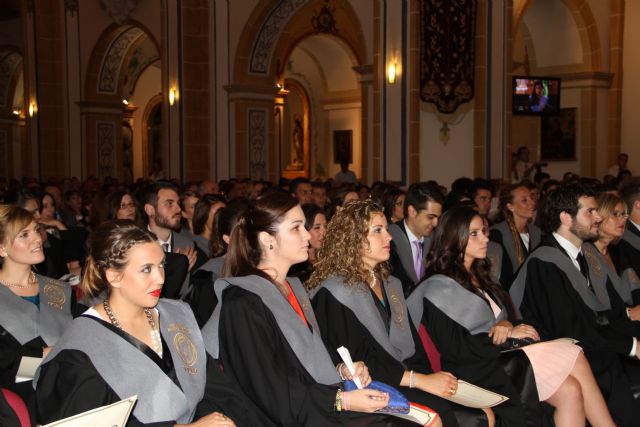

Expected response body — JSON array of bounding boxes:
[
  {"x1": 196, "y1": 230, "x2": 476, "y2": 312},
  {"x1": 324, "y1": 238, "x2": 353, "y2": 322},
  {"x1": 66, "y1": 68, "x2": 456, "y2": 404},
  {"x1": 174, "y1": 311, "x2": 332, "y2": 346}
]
[
  {"x1": 497, "y1": 184, "x2": 529, "y2": 265},
  {"x1": 0, "y1": 205, "x2": 35, "y2": 269},
  {"x1": 307, "y1": 199, "x2": 389, "y2": 290},
  {"x1": 596, "y1": 192, "x2": 627, "y2": 221}
]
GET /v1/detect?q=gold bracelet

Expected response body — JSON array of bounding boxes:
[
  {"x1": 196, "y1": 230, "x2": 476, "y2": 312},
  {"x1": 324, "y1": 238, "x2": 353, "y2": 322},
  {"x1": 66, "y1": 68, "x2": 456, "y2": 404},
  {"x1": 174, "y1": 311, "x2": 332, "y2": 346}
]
[{"x1": 335, "y1": 388, "x2": 343, "y2": 412}]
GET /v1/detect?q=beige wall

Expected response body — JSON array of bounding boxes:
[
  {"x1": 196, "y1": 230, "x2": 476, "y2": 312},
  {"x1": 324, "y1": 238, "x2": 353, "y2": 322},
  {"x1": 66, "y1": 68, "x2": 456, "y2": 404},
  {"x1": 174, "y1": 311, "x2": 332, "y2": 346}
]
[{"x1": 621, "y1": 0, "x2": 640, "y2": 173}]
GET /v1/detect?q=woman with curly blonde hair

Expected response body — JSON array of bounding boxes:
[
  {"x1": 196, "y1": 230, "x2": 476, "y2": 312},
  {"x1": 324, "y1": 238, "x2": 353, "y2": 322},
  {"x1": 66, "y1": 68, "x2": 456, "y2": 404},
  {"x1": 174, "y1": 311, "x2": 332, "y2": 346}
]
[{"x1": 308, "y1": 199, "x2": 493, "y2": 427}]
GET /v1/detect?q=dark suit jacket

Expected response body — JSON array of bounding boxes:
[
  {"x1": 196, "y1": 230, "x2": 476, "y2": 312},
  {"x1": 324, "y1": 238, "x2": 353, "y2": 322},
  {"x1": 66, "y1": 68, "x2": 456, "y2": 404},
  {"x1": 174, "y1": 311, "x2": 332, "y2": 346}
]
[{"x1": 388, "y1": 221, "x2": 431, "y2": 297}]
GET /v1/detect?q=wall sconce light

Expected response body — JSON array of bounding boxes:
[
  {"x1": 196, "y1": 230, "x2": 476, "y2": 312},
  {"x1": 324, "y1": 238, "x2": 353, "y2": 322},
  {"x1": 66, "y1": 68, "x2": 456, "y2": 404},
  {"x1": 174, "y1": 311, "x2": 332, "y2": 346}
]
[
  {"x1": 122, "y1": 99, "x2": 129, "y2": 105},
  {"x1": 28, "y1": 101, "x2": 37, "y2": 117},
  {"x1": 12, "y1": 110, "x2": 20, "y2": 116},
  {"x1": 387, "y1": 62, "x2": 397, "y2": 84},
  {"x1": 169, "y1": 88, "x2": 177, "y2": 106}
]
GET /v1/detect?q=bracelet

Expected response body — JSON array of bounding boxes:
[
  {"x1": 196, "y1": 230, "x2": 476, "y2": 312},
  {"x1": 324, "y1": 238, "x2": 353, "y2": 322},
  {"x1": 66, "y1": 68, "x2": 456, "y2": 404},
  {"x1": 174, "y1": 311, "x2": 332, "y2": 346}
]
[
  {"x1": 336, "y1": 363, "x2": 347, "y2": 381},
  {"x1": 409, "y1": 370, "x2": 415, "y2": 388},
  {"x1": 335, "y1": 388, "x2": 343, "y2": 412},
  {"x1": 342, "y1": 390, "x2": 348, "y2": 411}
]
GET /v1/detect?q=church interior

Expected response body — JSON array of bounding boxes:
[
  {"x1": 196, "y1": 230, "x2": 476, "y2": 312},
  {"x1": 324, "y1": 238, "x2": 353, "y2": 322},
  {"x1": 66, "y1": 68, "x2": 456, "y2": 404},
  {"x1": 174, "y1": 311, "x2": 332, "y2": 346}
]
[{"x1": 0, "y1": 0, "x2": 638, "y2": 187}]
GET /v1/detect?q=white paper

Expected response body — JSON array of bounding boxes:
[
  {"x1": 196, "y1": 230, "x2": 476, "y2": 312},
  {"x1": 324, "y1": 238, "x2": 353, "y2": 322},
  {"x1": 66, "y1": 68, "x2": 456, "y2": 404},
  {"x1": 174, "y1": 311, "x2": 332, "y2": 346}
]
[
  {"x1": 15, "y1": 356, "x2": 42, "y2": 382},
  {"x1": 41, "y1": 395, "x2": 137, "y2": 427},
  {"x1": 445, "y1": 380, "x2": 508, "y2": 408},
  {"x1": 336, "y1": 346, "x2": 363, "y2": 389}
]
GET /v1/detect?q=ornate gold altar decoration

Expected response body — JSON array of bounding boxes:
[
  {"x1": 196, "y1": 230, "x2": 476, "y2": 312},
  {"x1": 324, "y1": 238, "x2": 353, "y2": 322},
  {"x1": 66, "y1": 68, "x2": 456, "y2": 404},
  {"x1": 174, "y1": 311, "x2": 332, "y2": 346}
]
[{"x1": 420, "y1": 0, "x2": 476, "y2": 114}]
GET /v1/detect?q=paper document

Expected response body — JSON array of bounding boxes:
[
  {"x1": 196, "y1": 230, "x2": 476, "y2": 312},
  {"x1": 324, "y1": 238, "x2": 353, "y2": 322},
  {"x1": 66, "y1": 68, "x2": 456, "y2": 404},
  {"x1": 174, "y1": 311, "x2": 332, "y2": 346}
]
[
  {"x1": 15, "y1": 356, "x2": 42, "y2": 382},
  {"x1": 444, "y1": 380, "x2": 508, "y2": 408},
  {"x1": 337, "y1": 346, "x2": 363, "y2": 388},
  {"x1": 390, "y1": 402, "x2": 439, "y2": 426},
  {"x1": 42, "y1": 395, "x2": 137, "y2": 427}
]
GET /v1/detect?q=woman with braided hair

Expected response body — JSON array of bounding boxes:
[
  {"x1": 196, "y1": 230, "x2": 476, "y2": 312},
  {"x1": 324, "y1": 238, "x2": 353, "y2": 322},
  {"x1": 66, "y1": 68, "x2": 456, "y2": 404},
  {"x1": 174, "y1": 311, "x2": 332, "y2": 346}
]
[
  {"x1": 35, "y1": 220, "x2": 266, "y2": 427},
  {"x1": 489, "y1": 184, "x2": 541, "y2": 290}
]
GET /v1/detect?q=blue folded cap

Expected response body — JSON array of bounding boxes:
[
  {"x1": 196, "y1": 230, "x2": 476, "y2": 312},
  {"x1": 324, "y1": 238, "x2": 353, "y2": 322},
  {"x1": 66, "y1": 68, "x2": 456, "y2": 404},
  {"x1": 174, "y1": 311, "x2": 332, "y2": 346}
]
[{"x1": 343, "y1": 380, "x2": 410, "y2": 414}]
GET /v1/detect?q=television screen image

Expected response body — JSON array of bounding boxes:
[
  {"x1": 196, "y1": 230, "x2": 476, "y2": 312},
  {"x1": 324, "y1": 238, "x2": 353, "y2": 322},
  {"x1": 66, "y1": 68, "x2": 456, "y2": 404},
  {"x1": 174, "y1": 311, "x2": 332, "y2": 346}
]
[{"x1": 512, "y1": 77, "x2": 561, "y2": 114}]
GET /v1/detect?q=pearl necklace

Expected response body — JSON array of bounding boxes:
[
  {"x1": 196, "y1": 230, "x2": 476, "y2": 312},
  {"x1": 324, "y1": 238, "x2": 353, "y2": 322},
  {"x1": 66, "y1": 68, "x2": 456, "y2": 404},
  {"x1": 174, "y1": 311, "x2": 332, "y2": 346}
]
[
  {"x1": 103, "y1": 299, "x2": 163, "y2": 357},
  {"x1": 0, "y1": 271, "x2": 37, "y2": 289}
]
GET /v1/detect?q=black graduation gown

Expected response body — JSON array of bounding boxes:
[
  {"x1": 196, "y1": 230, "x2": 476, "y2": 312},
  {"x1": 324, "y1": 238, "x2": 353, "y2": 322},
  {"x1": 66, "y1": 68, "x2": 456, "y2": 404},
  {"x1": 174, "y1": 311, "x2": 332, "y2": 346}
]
[
  {"x1": 517, "y1": 237, "x2": 640, "y2": 426},
  {"x1": 611, "y1": 239, "x2": 640, "y2": 305},
  {"x1": 35, "y1": 325, "x2": 265, "y2": 427},
  {"x1": 415, "y1": 295, "x2": 544, "y2": 427},
  {"x1": 312, "y1": 287, "x2": 489, "y2": 427},
  {"x1": 185, "y1": 268, "x2": 219, "y2": 327},
  {"x1": 217, "y1": 286, "x2": 414, "y2": 427},
  {"x1": 0, "y1": 293, "x2": 85, "y2": 402}
]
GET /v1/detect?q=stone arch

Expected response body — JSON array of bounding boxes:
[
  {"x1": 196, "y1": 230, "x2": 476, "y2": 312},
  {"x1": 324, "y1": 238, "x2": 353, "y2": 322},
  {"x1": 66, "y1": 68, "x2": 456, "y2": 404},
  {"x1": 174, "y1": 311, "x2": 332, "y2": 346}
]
[
  {"x1": 85, "y1": 21, "x2": 160, "y2": 101},
  {"x1": 234, "y1": 0, "x2": 367, "y2": 83},
  {"x1": 230, "y1": 0, "x2": 369, "y2": 181},
  {"x1": 513, "y1": 0, "x2": 601, "y2": 71},
  {"x1": 0, "y1": 47, "x2": 24, "y2": 114},
  {"x1": 81, "y1": 21, "x2": 162, "y2": 180}
]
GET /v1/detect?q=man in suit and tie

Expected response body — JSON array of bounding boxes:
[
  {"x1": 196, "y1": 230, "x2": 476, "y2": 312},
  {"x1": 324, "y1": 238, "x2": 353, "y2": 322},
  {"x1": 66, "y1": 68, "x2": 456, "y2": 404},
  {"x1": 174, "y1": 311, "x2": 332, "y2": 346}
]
[
  {"x1": 388, "y1": 182, "x2": 444, "y2": 297},
  {"x1": 510, "y1": 183, "x2": 639, "y2": 425},
  {"x1": 138, "y1": 181, "x2": 202, "y2": 298}
]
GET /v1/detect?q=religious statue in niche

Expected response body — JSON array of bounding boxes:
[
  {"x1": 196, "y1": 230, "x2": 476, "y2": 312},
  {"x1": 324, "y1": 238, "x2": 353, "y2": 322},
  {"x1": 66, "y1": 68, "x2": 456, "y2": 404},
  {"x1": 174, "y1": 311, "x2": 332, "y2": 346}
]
[{"x1": 291, "y1": 115, "x2": 304, "y2": 168}]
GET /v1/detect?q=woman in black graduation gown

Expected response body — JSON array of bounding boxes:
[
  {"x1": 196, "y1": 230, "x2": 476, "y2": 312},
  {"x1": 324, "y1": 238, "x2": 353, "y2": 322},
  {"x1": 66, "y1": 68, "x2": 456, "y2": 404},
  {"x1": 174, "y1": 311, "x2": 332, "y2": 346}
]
[
  {"x1": 408, "y1": 206, "x2": 616, "y2": 427},
  {"x1": 0, "y1": 205, "x2": 83, "y2": 407},
  {"x1": 35, "y1": 220, "x2": 263, "y2": 427},
  {"x1": 202, "y1": 191, "x2": 414, "y2": 427},
  {"x1": 288, "y1": 203, "x2": 327, "y2": 283},
  {"x1": 308, "y1": 199, "x2": 492, "y2": 427},
  {"x1": 489, "y1": 184, "x2": 541, "y2": 290}
]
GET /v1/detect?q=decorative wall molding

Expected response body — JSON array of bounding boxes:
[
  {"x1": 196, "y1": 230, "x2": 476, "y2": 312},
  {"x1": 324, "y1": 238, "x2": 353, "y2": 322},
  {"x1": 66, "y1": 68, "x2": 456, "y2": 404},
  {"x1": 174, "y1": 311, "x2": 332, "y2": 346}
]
[
  {"x1": 99, "y1": 0, "x2": 139, "y2": 25},
  {"x1": 250, "y1": 0, "x2": 307, "y2": 74},
  {"x1": 0, "y1": 52, "x2": 23, "y2": 108},
  {"x1": 97, "y1": 26, "x2": 144, "y2": 94},
  {"x1": 64, "y1": 0, "x2": 79, "y2": 14},
  {"x1": 248, "y1": 109, "x2": 267, "y2": 179},
  {"x1": 96, "y1": 121, "x2": 116, "y2": 178}
]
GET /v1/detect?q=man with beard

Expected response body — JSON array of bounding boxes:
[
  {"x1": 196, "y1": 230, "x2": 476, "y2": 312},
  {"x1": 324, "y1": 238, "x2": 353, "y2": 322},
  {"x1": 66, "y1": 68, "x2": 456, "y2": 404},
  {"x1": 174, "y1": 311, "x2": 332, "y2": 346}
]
[
  {"x1": 510, "y1": 183, "x2": 640, "y2": 426},
  {"x1": 138, "y1": 181, "x2": 205, "y2": 298},
  {"x1": 388, "y1": 182, "x2": 444, "y2": 297}
]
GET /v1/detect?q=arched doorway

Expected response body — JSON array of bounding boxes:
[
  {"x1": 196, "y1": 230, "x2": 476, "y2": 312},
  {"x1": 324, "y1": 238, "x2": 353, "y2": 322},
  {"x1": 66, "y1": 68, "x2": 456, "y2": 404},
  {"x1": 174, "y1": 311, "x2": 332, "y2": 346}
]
[
  {"x1": 278, "y1": 34, "x2": 361, "y2": 180},
  {"x1": 229, "y1": 0, "x2": 369, "y2": 183},
  {"x1": 83, "y1": 23, "x2": 161, "y2": 181}
]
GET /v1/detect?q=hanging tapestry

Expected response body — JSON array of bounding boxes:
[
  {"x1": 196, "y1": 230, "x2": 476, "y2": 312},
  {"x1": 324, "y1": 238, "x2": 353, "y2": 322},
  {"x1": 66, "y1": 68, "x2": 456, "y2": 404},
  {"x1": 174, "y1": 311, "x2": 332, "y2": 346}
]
[{"x1": 420, "y1": 0, "x2": 477, "y2": 113}]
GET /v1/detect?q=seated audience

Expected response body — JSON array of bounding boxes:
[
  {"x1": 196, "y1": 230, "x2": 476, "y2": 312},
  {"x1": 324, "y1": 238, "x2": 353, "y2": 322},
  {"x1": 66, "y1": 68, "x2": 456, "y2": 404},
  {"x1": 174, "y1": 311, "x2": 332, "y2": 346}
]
[{"x1": 309, "y1": 200, "x2": 494, "y2": 427}]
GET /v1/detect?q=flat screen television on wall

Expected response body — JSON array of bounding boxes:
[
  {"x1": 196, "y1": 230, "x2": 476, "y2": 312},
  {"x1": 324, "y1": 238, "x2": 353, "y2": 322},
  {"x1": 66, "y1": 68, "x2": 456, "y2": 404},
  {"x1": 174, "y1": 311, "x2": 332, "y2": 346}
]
[{"x1": 512, "y1": 76, "x2": 561, "y2": 115}]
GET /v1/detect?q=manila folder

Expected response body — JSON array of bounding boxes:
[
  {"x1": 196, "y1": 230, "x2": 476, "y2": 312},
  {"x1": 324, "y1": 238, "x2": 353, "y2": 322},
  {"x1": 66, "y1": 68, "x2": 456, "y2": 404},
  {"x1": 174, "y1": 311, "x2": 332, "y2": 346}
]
[{"x1": 42, "y1": 395, "x2": 137, "y2": 427}]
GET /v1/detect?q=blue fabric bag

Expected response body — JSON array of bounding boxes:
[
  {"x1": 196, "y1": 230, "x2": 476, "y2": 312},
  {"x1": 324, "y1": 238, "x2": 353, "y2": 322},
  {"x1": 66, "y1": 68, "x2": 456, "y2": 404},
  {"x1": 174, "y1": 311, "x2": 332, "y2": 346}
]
[{"x1": 343, "y1": 380, "x2": 410, "y2": 414}]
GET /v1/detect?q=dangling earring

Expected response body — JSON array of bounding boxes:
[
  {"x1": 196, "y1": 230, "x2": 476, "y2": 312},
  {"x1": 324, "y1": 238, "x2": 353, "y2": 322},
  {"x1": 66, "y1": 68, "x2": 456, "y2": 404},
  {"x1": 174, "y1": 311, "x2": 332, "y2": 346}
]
[{"x1": 269, "y1": 244, "x2": 273, "y2": 250}]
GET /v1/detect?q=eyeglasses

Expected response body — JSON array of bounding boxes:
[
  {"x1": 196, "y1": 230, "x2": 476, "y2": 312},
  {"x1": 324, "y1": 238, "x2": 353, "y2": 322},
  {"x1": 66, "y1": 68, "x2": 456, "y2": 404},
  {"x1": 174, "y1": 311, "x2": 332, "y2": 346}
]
[
  {"x1": 610, "y1": 211, "x2": 629, "y2": 219},
  {"x1": 119, "y1": 203, "x2": 136, "y2": 210}
]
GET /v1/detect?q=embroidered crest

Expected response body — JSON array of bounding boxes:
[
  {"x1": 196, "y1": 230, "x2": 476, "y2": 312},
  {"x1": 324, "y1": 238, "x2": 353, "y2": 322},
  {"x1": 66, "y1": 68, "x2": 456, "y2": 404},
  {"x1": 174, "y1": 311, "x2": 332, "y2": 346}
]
[
  {"x1": 44, "y1": 281, "x2": 66, "y2": 309},
  {"x1": 583, "y1": 247, "x2": 602, "y2": 276},
  {"x1": 173, "y1": 332, "x2": 198, "y2": 374},
  {"x1": 388, "y1": 290, "x2": 405, "y2": 330}
]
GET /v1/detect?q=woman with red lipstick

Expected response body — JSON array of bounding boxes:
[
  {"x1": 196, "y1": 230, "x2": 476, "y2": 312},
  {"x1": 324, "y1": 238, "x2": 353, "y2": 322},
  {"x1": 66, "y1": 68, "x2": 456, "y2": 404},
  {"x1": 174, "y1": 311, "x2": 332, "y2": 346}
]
[
  {"x1": 407, "y1": 206, "x2": 615, "y2": 427},
  {"x1": 490, "y1": 184, "x2": 541, "y2": 290},
  {"x1": 308, "y1": 199, "x2": 492, "y2": 427},
  {"x1": 35, "y1": 220, "x2": 265, "y2": 427},
  {"x1": 0, "y1": 205, "x2": 82, "y2": 416}
]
